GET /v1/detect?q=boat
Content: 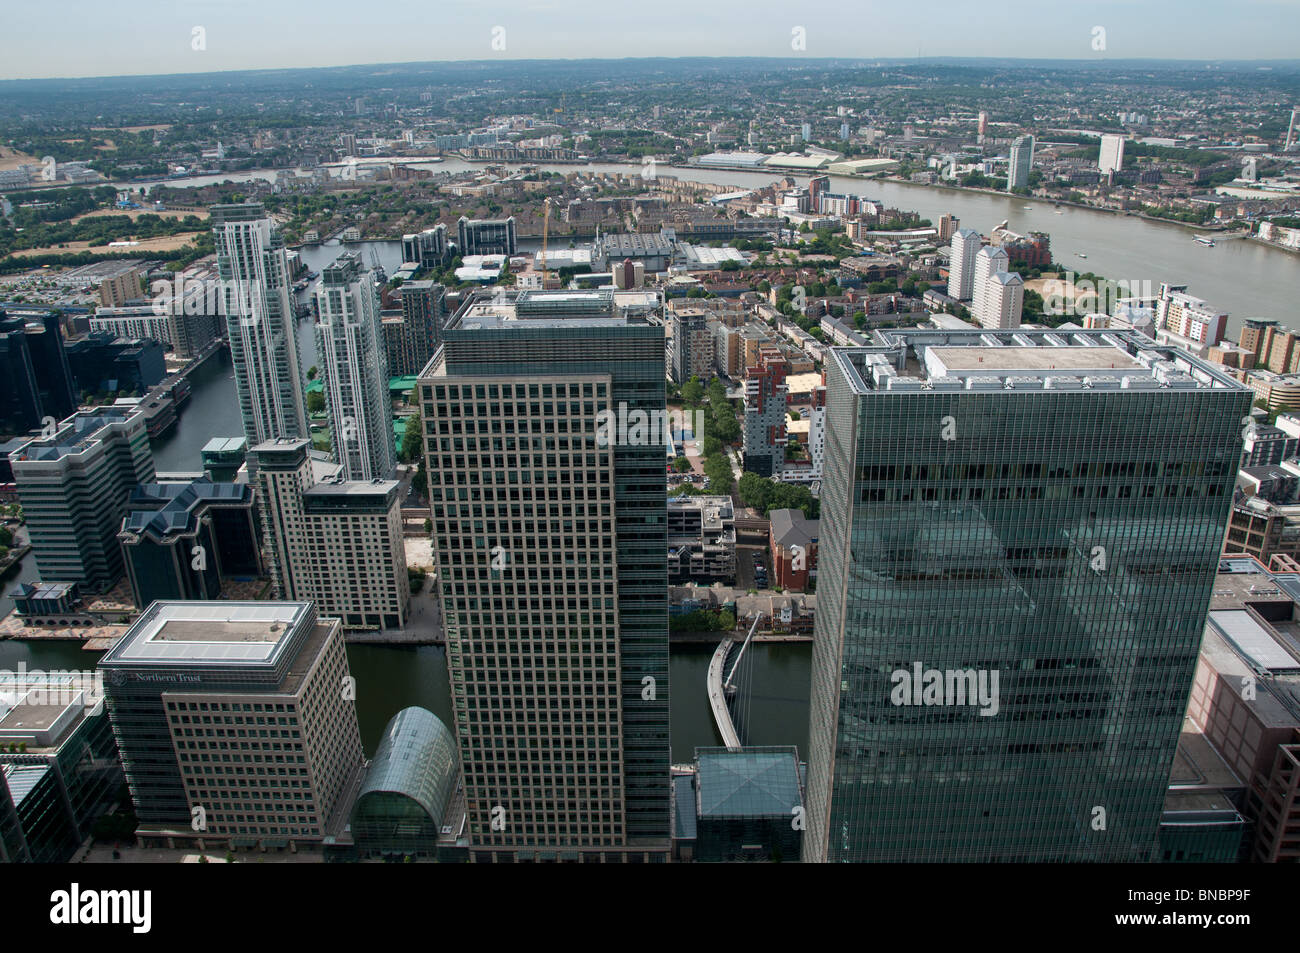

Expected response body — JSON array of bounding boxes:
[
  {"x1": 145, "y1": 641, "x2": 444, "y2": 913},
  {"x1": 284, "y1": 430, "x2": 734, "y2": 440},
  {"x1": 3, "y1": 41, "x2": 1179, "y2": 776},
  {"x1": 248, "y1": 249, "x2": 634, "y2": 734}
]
[
  {"x1": 1077, "y1": 252, "x2": 1088, "y2": 259},
  {"x1": 1022, "y1": 206, "x2": 1032, "y2": 210},
  {"x1": 1194, "y1": 236, "x2": 1216, "y2": 247}
]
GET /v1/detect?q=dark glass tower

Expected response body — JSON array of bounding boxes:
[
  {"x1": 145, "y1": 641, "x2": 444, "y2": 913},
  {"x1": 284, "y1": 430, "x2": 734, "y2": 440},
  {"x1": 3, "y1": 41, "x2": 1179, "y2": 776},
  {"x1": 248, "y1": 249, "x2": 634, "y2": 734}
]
[
  {"x1": 805, "y1": 328, "x2": 1251, "y2": 862},
  {"x1": 419, "y1": 289, "x2": 670, "y2": 861}
]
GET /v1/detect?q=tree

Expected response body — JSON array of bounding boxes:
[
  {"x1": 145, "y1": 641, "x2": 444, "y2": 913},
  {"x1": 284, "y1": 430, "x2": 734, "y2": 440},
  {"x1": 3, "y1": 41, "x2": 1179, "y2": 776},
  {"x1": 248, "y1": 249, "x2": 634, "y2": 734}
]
[
  {"x1": 307, "y1": 366, "x2": 318, "y2": 381},
  {"x1": 681, "y1": 377, "x2": 704, "y2": 406},
  {"x1": 673, "y1": 456, "x2": 692, "y2": 473},
  {"x1": 306, "y1": 390, "x2": 325, "y2": 414},
  {"x1": 400, "y1": 414, "x2": 422, "y2": 463}
]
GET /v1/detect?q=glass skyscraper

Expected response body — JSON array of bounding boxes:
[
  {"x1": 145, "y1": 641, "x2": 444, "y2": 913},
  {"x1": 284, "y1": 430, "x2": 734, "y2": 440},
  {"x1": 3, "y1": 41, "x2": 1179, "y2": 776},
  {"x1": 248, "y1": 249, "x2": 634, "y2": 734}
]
[
  {"x1": 418, "y1": 289, "x2": 670, "y2": 862},
  {"x1": 805, "y1": 328, "x2": 1251, "y2": 862}
]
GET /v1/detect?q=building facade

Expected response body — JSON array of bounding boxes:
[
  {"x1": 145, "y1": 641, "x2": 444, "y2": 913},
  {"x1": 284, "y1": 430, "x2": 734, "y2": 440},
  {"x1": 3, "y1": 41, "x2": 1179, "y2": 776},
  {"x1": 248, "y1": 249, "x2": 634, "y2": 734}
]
[
  {"x1": 418, "y1": 288, "x2": 670, "y2": 861},
  {"x1": 11, "y1": 408, "x2": 155, "y2": 591},
  {"x1": 805, "y1": 329, "x2": 1251, "y2": 862},
  {"x1": 212, "y1": 203, "x2": 308, "y2": 446},
  {"x1": 247, "y1": 439, "x2": 409, "y2": 631},
  {"x1": 98, "y1": 601, "x2": 364, "y2": 848},
  {"x1": 314, "y1": 253, "x2": 395, "y2": 481}
]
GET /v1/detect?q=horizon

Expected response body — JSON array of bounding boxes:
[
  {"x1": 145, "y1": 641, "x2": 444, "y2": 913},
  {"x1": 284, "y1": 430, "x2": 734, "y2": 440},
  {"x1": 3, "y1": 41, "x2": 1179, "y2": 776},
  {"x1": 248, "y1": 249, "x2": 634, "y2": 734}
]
[{"x1": 6, "y1": 0, "x2": 1300, "y2": 81}]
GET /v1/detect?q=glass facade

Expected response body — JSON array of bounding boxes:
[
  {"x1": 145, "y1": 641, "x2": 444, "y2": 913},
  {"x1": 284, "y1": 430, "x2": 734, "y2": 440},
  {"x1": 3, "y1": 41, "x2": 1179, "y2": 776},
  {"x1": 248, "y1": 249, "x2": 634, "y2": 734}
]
[{"x1": 806, "y1": 333, "x2": 1252, "y2": 862}]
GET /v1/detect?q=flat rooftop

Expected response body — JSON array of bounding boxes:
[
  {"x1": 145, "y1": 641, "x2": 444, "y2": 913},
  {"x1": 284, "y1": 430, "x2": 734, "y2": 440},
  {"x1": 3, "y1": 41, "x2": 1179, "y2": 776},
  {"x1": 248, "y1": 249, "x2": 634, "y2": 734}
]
[
  {"x1": 105, "y1": 602, "x2": 309, "y2": 666},
  {"x1": 834, "y1": 328, "x2": 1249, "y2": 394}
]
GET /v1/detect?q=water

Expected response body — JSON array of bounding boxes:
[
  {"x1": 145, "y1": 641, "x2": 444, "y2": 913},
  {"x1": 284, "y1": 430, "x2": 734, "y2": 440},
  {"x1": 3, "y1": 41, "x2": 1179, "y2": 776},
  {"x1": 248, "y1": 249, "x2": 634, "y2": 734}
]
[{"x1": 0, "y1": 635, "x2": 810, "y2": 761}]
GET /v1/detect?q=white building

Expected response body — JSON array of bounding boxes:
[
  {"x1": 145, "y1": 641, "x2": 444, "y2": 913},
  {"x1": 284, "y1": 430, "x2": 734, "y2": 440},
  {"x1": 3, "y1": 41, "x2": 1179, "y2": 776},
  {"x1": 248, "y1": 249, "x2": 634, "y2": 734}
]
[
  {"x1": 947, "y1": 228, "x2": 983, "y2": 301},
  {"x1": 975, "y1": 272, "x2": 1024, "y2": 330},
  {"x1": 1007, "y1": 135, "x2": 1034, "y2": 191},
  {"x1": 1099, "y1": 134, "x2": 1126, "y2": 175},
  {"x1": 211, "y1": 203, "x2": 308, "y2": 446},
  {"x1": 313, "y1": 252, "x2": 395, "y2": 481},
  {"x1": 972, "y1": 245, "x2": 1009, "y2": 318},
  {"x1": 1154, "y1": 284, "x2": 1227, "y2": 349}
]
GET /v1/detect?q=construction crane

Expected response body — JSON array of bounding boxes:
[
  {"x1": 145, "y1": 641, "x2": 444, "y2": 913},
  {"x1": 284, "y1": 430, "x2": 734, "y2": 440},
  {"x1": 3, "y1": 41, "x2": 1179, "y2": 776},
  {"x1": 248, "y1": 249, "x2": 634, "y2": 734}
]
[{"x1": 540, "y1": 196, "x2": 553, "y2": 287}]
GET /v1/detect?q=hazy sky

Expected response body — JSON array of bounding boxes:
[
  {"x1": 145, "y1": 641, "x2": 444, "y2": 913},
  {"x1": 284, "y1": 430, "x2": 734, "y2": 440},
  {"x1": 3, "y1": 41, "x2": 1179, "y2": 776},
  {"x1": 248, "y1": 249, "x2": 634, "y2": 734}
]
[{"x1": 5, "y1": 0, "x2": 1300, "y2": 80}]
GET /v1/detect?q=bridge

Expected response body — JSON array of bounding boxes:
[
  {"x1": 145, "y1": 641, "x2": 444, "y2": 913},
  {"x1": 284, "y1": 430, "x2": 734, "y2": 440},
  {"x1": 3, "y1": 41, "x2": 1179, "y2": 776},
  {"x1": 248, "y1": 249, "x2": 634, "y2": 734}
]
[{"x1": 706, "y1": 613, "x2": 761, "y2": 751}]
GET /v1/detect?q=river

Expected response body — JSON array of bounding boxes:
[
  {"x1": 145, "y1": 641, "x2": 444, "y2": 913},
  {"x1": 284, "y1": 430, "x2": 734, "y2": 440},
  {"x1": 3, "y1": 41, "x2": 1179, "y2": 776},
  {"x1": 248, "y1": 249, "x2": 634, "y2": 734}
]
[{"x1": 120, "y1": 157, "x2": 1300, "y2": 338}]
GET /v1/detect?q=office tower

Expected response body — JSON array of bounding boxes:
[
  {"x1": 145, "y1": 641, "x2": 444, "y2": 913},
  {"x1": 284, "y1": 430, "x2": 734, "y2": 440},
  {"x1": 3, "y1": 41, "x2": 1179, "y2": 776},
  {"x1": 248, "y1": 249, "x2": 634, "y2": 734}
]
[
  {"x1": 1007, "y1": 135, "x2": 1034, "y2": 191},
  {"x1": 801, "y1": 123, "x2": 812, "y2": 142},
  {"x1": 1099, "y1": 134, "x2": 1126, "y2": 175},
  {"x1": 671, "y1": 309, "x2": 713, "y2": 384},
  {"x1": 809, "y1": 175, "x2": 830, "y2": 211},
  {"x1": 0, "y1": 312, "x2": 77, "y2": 435},
  {"x1": 0, "y1": 669, "x2": 121, "y2": 863},
  {"x1": 613, "y1": 258, "x2": 645, "y2": 290},
  {"x1": 971, "y1": 245, "x2": 1008, "y2": 320},
  {"x1": 11, "y1": 408, "x2": 155, "y2": 591},
  {"x1": 247, "y1": 438, "x2": 409, "y2": 630},
  {"x1": 805, "y1": 329, "x2": 1251, "y2": 862},
  {"x1": 457, "y1": 215, "x2": 517, "y2": 257},
  {"x1": 118, "y1": 478, "x2": 263, "y2": 608},
  {"x1": 99, "y1": 601, "x2": 364, "y2": 847},
  {"x1": 742, "y1": 348, "x2": 789, "y2": 477},
  {"x1": 418, "y1": 288, "x2": 670, "y2": 862},
  {"x1": 977, "y1": 111, "x2": 988, "y2": 144},
  {"x1": 384, "y1": 281, "x2": 446, "y2": 377},
  {"x1": 211, "y1": 203, "x2": 308, "y2": 446},
  {"x1": 314, "y1": 253, "x2": 395, "y2": 481},
  {"x1": 65, "y1": 332, "x2": 166, "y2": 396},
  {"x1": 401, "y1": 225, "x2": 449, "y2": 270},
  {"x1": 975, "y1": 272, "x2": 1025, "y2": 330},
  {"x1": 946, "y1": 228, "x2": 982, "y2": 301},
  {"x1": 1285, "y1": 107, "x2": 1299, "y2": 151}
]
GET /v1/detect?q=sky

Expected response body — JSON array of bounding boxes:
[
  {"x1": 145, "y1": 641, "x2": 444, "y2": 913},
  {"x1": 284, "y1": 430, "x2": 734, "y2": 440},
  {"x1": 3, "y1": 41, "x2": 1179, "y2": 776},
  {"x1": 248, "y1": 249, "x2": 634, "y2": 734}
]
[{"x1": 4, "y1": 0, "x2": 1300, "y2": 80}]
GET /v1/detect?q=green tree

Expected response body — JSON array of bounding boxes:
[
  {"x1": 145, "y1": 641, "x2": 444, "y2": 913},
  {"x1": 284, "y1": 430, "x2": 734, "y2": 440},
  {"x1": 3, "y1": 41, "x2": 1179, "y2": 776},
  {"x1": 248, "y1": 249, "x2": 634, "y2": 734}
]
[
  {"x1": 306, "y1": 391, "x2": 325, "y2": 414},
  {"x1": 400, "y1": 414, "x2": 422, "y2": 463},
  {"x1": 681, "y1": 377, "x2": 704, "y2": 406}
]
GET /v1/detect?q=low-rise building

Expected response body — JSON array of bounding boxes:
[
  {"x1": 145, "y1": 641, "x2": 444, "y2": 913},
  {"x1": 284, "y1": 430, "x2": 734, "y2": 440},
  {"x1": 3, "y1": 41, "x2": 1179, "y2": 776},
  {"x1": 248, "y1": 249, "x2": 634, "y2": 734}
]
[{"x1": 667, "y1": 495, "x2": 736, "y2": 583}]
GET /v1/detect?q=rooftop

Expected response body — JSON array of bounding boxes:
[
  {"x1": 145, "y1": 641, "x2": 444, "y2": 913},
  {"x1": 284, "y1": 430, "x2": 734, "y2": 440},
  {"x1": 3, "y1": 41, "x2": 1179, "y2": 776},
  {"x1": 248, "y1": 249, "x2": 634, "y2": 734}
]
[
  {"x1": 834, "y1": 328, "x2": 1248, "y2": 394},
  {"x1": 103, "y1": 601, "x2": 310, "y2": 667}
]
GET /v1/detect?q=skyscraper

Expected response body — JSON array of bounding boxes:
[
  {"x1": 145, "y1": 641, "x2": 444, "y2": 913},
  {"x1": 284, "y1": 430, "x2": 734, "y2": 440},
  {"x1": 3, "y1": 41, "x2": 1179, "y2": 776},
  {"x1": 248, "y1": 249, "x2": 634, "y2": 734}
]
[
  {"x1": 946, "y1": 228, "x2": 982, "y2": 301},
  {"x1": 314, "y1": 253, "x2": 395, "y2": 481},
  {"x1": 212, "y1": 203, "x2": 307, "y2": 446},
  {"x1": 1008, "y1": 135, "x2": 1034, "y2": 191},
  {"x1": 0, "y1": 311, "x2": 76, "y2": 435},
  {"x1": 805, "y1": 328, "x2": 1251, "y2": 862},
  {"x1": 418, "y1": 288, "x2": 670, "y2": 862}
]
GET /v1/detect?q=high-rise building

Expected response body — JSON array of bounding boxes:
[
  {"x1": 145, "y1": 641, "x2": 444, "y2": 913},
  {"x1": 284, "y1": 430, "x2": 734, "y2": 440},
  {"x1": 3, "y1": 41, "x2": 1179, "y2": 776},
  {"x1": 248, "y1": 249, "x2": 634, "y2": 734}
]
[
  {"x1": 805, "y1": 329, "x2": 1251, "y2": 862},
  {"x1": 457, "y1": 216, "x2": 517, "y2": 257},
  {"x1": 946, "y1": 228, "x2": 982, "y2": 301},
  {"x1": 0, "y1": 312, "x2": 77, "y2": 436},
  {"x1": 314, "y1": 253, "x2": 395, "y2": 481},
  {"x1": 98, "y1": 600, "x2": 365, "y2": 847},
  {"x1": 211, "y1": 203, "x2": 308, "y2": 446},
  {"x1": 937, "y1": 214, "x2": 959, "y2": 245},
  {"x1": 418, "y1": 288, "x2": 670, "y2": 862},
  {"x1": 975, "y1": 271, "x2": 1025, "y2": 330},
  {"x1": 742, "y1": 348, "x2": 789, "y2": 477},
  {"x1": 977, "y1": 111, "x2": 989, "y2": 144},
  {"x1": 11, "y1": 408, "x2": 155, "y2": 591},
  {"x1": 1099, "y1": 134, "x2": 1126, "y2": 175},
  {"x1": 671, "y1": 309, "x2": 714, "y2": 384},
  {"x1": 247, "y1": 438, "x2": 409, "y2": 631},
  {"x1": 1007, "y1": 135, "x2": 1034, "y2": 191},
  {"x1": 384, "y1": 281, "x2": 446, "y2": 377},
  {"x1": 972, "y1": 244, "x2": 1009, "y2": 318}
]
